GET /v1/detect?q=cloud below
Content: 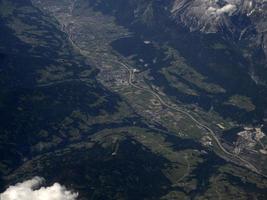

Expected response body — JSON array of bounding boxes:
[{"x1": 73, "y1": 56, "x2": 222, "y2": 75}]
[
  {"x1": 207, "y1": 3, "x2": 237, "y2": 17},
  {"x1": 0, "y1": 177, "x2": 78, "y2": 200},
  {"x1": 216, "y1": 4, "x2": 237, "y2": 15}
]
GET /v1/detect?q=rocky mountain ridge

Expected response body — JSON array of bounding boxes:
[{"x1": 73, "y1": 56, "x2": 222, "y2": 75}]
[
  {"x1": 171, "y1": 0, "x2": 267, "y2": 84},
  {"x1": 171, "y1": 0, "x2": 266, "y2": 33}
]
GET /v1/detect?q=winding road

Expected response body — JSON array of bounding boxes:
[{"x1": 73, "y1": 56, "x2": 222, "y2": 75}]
[
  {"x1": 117, "y1": 61, "x2": 267, "y2": 178},
  {"x1": 177, "y1": 154, "x2": 190, "y2": 183},
  {"x1": 54, "y1": 5, "x2": 267, "y2": 178}
]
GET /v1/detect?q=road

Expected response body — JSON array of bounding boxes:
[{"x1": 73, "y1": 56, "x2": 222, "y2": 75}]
[
  {"x1": 117, "y1": 61, "x2": 267, "y2": 178},
  {"x1": 60, "y1": 19, "x2": 266, "y2": 178},
  {"x1": 177, "y1": 154, "x2": 190, "y2": 183}
]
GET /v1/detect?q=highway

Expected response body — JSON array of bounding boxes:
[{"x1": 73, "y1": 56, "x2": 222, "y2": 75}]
[
  {"x1": 60, "y1": 20, "x2": 266, "y2": 178},
  {"x1": 117, "y1": 61, "x2": 267, "y2": 178}
]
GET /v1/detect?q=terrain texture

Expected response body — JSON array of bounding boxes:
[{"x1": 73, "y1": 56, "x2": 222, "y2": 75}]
[{"x1": 0, "y1": 0, "x2": 267, "y2": 199}]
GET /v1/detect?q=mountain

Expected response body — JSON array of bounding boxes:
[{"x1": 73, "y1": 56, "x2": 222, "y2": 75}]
[
  {"x1": 1, "y1": 0, "x2": 267, "y2": 199},
  {"x1": 171, "y1": 0, "x2": 267, "y2": 85},
  {"x1": 76, "y1": 0, "x2": 267, "y2": 122}
]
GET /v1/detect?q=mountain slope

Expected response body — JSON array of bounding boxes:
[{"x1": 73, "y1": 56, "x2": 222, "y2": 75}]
[
  {"x1": 171, "y1": 0, "x2": 267, "y2": 85},
  {"x1": 1, "y1": 0, "x2": 267, "y2": 199}
]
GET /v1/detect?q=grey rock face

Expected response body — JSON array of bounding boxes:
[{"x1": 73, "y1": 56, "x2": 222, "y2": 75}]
[
  {"x1": 171, "y1": 0, "x2": 267, "y2": 84},
  {"x1": 171, "y1": 0, "x2": 266, "y2": 32}
]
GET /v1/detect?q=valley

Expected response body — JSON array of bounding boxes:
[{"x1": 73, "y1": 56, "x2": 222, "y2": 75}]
[{"x1": 1, "y1": 0, "x2": 267, "y2": 199}]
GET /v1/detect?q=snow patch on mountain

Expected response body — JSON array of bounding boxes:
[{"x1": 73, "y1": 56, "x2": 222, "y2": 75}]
[{"x1": 171, "y1": 0, "x2": 266, "y2": 32}]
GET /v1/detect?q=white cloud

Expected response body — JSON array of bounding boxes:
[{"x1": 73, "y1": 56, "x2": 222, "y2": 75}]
[
  {"x1": 216, "y1": 4, "x2": 237, "y2": 15},
  {"x1": 0, "y1": 177, "x2": 78, "y2": 200},
  {"x1": 207, "y1": 3, "x2": 237, "y2": 17}
]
